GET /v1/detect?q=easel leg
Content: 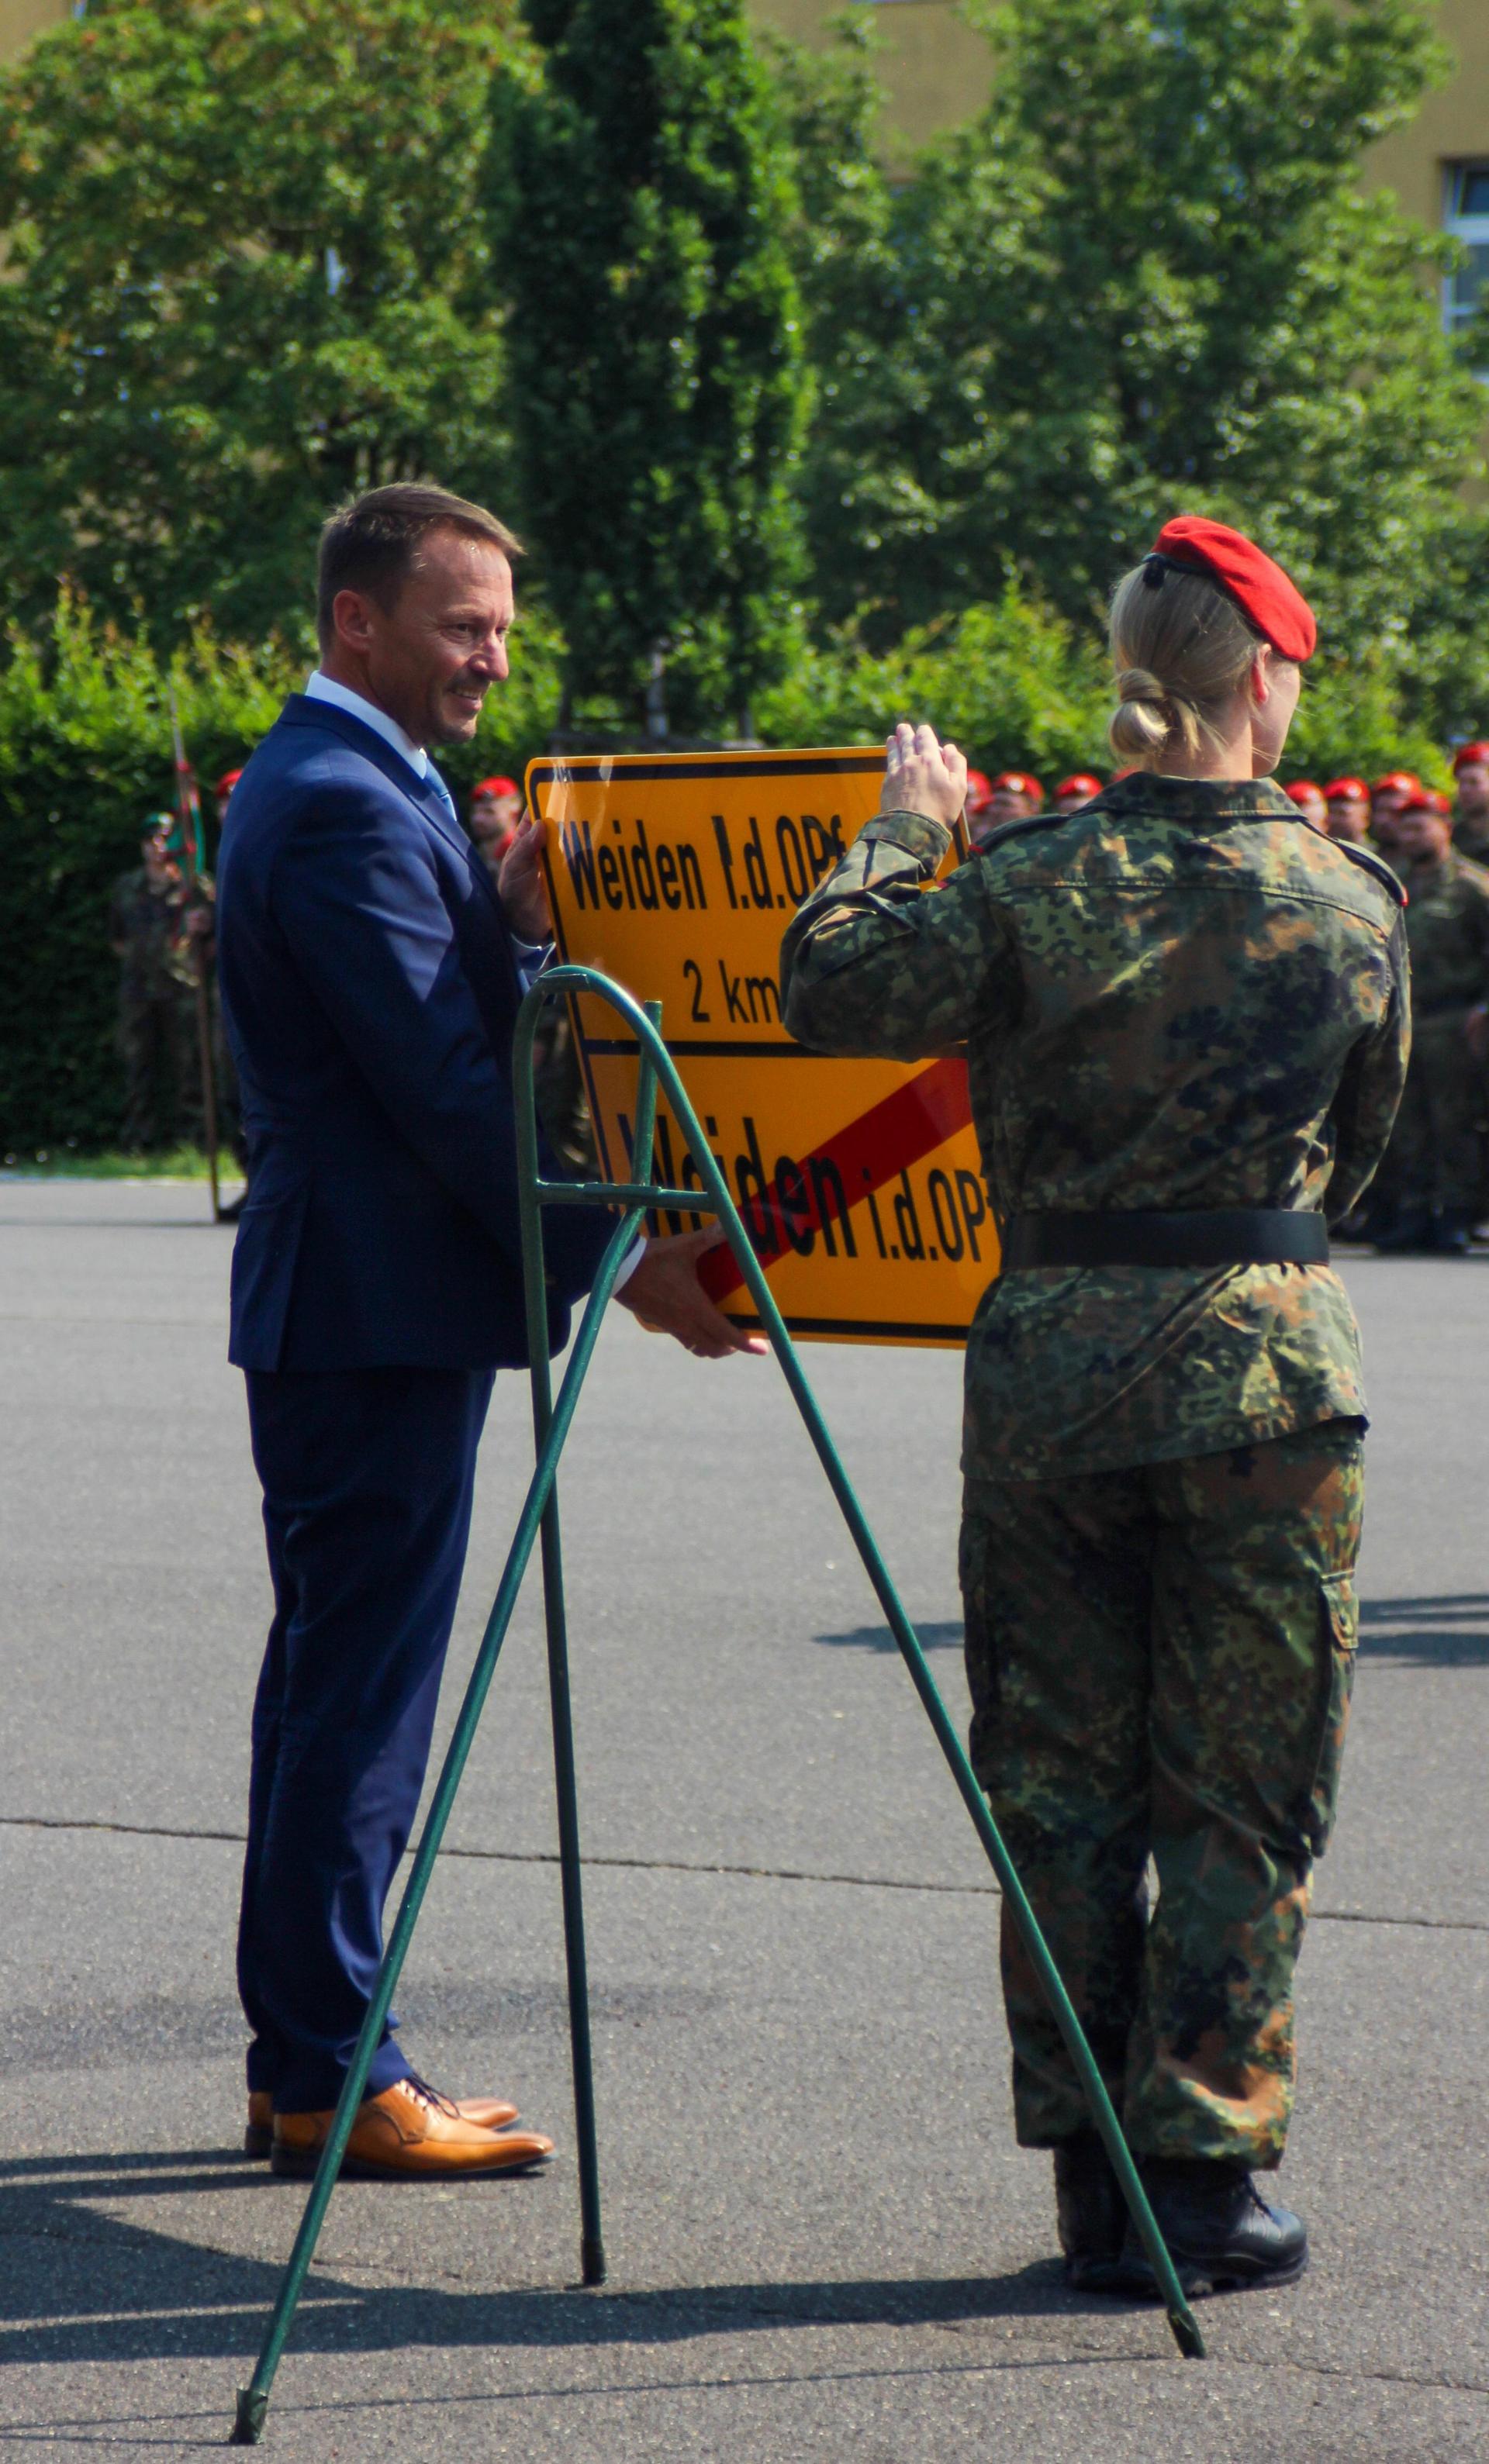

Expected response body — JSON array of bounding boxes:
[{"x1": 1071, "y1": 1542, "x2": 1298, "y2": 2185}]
[
  {"x1": 230, "y1": 1223, "x2": 637, "y2": 2440},
  {"x1": 538, "y1": 1491, "x2": 606, "y2": 2284}
]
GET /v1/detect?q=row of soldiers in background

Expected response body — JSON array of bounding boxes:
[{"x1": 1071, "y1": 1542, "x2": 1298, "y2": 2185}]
[
  {"x1": 966, "y1": 746, "x2": 1489, "y2": 1255},
  {"x1": 108, "y1": 769, "x2": 247, "y2": 1208},
  {"x1": 115, "y1": 750, "x2": 1489, "y2": 1251}
]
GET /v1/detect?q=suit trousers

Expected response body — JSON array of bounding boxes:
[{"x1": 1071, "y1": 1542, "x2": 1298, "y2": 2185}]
[{"x1": 238, "y1": 1364, "x2": 494, "y2": 2110}]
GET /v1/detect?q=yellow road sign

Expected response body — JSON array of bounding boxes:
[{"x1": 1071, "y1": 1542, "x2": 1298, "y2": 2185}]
[{"x1": 527, "y1": 749, "x2": 1000, "y2": 1345}]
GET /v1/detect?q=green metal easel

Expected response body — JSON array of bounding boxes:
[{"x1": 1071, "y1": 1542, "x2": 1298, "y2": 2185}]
[{"x1": 230, "y1": 970, "x2": 1201, "y2": 2443}]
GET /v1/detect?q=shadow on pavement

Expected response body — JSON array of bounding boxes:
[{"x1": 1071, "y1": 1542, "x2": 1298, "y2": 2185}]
[
  {"x1": 817, "y1": 1599, "x2": 1489, "y2": 1665},
  {"x1": 1357, "y1": 1593, "x2": 1489, "y2": 1665},
  {"x1": 0, "y1": 2148, "x2": 1118, "y2": 2378},
  {"x1": 813, "y1": 1620, "x2": 962, "y2": 1655}
]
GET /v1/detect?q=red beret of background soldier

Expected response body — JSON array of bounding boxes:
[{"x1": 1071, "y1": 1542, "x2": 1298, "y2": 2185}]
[
  {"x1": 1322, "y1": 778, "x2": 1371, "y2": 844},
  {"x1": 468, "y1": 775, "x2": 523, "y2": 882},
  {"x1": 966, "y1": 771, "x2": 1043, "y2": 846},
  {"x1": 1283, "y1": 779, "x2": 1328, "y2": 829},
  {"x1": 1453, "y1": 742, "x2": 1489, "y2": 864},
  {"x1": 964, "y1": 768, "x2": 993, "y2": 830},
  {"x1": 1053, "y1": 774, "x2": 1102, "y2": 814}
]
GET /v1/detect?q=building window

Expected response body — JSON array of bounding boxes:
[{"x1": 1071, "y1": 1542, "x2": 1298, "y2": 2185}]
[{"x1": 1443, "y1": 163, "x2": 1489, "y2": 345}]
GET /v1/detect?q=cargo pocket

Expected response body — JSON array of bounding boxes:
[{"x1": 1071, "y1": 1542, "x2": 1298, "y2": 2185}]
[{"x1": 1298, "y1": 1570, "x2": 1359, "y2": 1859}]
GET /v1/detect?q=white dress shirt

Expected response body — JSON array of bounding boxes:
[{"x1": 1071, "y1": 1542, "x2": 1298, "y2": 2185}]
[{"x1": 305, "y1": 668, "x2": 431, "y2": 776}]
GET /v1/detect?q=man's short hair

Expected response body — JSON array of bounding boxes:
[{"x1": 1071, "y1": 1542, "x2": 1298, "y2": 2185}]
[{"x1": 316, "y1": 484, "x2": 522, "y2": 649}]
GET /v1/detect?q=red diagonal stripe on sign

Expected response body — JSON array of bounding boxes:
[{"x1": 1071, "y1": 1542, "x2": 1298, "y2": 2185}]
[{"x1": 694, "y1": 1055, "x2": 974, "y2": 1303}]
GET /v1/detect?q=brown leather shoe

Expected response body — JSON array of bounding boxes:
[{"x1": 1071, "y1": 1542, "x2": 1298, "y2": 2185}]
[
  {"x1": 245, "y1": 2079, "x2": 519, "y2": 2159},
  {"x1": 270, "y1": 2076, "x2": 553, "y2": 2179}
]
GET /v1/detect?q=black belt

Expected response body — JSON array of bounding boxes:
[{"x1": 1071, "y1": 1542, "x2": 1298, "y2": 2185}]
[{"x1": 1001, "y1": 1209, "x2": 1330, "y2": 1270}]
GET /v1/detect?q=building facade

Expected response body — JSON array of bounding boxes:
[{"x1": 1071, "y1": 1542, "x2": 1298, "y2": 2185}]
[{"x1": 758, "y1": 0, "x2": 1489, "y2": 346}]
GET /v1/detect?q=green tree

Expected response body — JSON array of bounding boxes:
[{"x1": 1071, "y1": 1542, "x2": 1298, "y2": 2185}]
[
  {"x1": 827, "y1": 0, "x2": 1487, "y2": 667},
  {"x1": 758, "y1": 13, "x2": 931, "y2": 637},
  {"x1": 0, "y1": 0, "x2": 516, "y2": 644},
  {"x1": 489, "y1": 0, "x2": 810, "y2": 735}
]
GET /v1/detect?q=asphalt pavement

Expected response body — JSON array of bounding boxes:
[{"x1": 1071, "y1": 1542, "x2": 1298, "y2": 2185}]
[{"x1": 1, "y1": 1181, "x2": 1485, "y2": 2460}]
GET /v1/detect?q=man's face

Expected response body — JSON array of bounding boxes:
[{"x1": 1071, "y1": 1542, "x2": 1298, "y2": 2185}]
[
  {"x1": 334, "y1": 526, "x2": 513, "y2": 748},
  {"x1": 1371, "y1": 790, "x2": 1408, "y2": 845},
  {"x1": 470, "y1": 791, "x2": 520, "y2": 855},
  {"x1": 1288, "y1": 786, "x2": 1328, "y2": 828},
  {"x1": 1456, "y1": 761, "x2": 1489, "y2": 817},
  {"x1": 1394, "y1": 806, "x2": 1450, "y2": 865},
  {"x1": 986, "y1": 786, "x2": 1030, "y2": 827},
  {"x1": 142, "y1": 836, "x2": 173, "y2": 888},
  {"x1": 1325, "y1": 796, "x2": 1370, "y2": 843}
]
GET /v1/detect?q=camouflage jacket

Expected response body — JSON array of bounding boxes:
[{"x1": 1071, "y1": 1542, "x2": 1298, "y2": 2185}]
[
  {"x1": 1452, "y1": 813, "x2": 1489, "y2": 868},
  {"x1": 1397, "y1": 847, "x2": 1489, "y2": 1016},
  {"x1": 780, "y1": 774, "x2": 1409, "y2": 1481},
  {"x1": 109, "y1": 867, "x2": 185, "y2": 1002}
]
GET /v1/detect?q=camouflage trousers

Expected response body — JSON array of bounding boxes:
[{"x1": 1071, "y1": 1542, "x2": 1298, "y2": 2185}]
[
  {"x1": 1380, "y1": 1009, "x2": 1484, "y2": 1216},
  {"x1": 959, "y1": 1417, "x2": 1363, "y2": 2168},
  {"x1": 119, "y1": 992, "x2": 195, "y2": 1150}
]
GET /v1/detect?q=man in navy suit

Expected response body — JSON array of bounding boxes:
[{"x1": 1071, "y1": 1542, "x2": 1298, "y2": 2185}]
[{"x1": 218, "y1": 484, "x2": 759, "y2": 2180}]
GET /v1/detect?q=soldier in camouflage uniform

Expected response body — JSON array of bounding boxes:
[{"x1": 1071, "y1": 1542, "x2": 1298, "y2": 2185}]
[
  {"x1": 1373, "y1": 786, "x2": 1489, "y2": 1253},
  {"x1": 108, "y1": 824, "x2": 193, "y2": 1149},
  {"x1": 781, "y1": 518, "x2": 1408, "y2": 2302},
  {"x1": 1450, "y1": 740, "x2": 1489, "y2": 866}
]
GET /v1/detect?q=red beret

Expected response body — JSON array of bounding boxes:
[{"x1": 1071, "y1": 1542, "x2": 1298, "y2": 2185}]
[
  {"x1": 1055, "y1": 773, "x2": 1102, "y2": 800},
  {"x1": 1152, "y1": 516, "x2": 1317, "y2": 662},
  {"x1": 1283, "y1": 780, "x2": 1323, "y2": 803},
  {"x1": 1453, "y1": 740, "x2": 1489, "y2": 771},
  {"x1": 1373, "y1": 771, "x2": 1420, "y2": 797},
  {"x1": 964, "y1": 768, "x2": 993, "y2": 809},
  {"x1": 215, "y1": 768, "x2": 243, "y2": 798},
  {"x1": 472, "y1": 775, "x2": 519, "y2": 799},
  {"x1": 1323, "y1": 777, "x2": 1369, "y2": 802},
  {"x1": 990, "y1": 771, "x2": 1043, "y2": 799}
]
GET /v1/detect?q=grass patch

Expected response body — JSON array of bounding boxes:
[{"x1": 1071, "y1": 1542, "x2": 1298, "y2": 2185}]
[{"x1": 0, "y1": 1143, "x2": 240, "y2": 1182}]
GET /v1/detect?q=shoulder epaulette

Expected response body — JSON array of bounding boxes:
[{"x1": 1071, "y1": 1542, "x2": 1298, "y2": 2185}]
[
  {"x1": 1297, "y1": 814, "x2": 1406, "y2": 907},
  {"x1": 1333, "y1": 838, "x2": 1408, "y2": 907}
]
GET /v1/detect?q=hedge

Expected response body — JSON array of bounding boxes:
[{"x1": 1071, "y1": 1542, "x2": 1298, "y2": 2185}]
[{"x1": 0, "y1": 587, "x2": 1450, "y2": 1151}]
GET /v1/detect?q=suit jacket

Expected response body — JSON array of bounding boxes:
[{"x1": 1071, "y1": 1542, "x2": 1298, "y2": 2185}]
[{"x1": 216, "y1": 694, "x2": 613, "y2": 1371}]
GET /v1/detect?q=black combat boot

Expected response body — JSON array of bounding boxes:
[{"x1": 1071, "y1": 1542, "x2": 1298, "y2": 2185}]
[
  {"x1": 1114, "y1": 2156, "x2": 1308, "y2": 2298},
  {"x1": 1052, "y1": 2127, "x2": 1126, "y2": 2290}
]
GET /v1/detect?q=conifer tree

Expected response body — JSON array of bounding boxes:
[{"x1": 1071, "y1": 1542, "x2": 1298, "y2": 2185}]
[{"x1": 490, "y1": 0, "x2": 810, "y2": 733}]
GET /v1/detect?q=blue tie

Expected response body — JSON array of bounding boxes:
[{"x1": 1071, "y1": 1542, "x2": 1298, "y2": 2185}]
[{"x1": 426, "y1": 764, "x2": 461, "y2": 830}]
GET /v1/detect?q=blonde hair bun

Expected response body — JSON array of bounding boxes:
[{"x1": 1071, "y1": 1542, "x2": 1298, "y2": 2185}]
[
  {"x1": 1110, "y1": 667, "x2": 1172, "y2": 759},
  {"x1": 1107, "y1": 559, "x2": 1266, "y2": 764}
]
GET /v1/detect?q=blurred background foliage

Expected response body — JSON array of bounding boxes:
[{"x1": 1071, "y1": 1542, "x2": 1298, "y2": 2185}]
[{"x1": 1, "y1": 0, "x2": 1487, "y2": 1141}]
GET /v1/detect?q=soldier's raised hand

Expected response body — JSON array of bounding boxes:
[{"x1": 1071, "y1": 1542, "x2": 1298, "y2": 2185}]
[{"x1": 879, "y1": 721, "x2": 968, "y2": 829}]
